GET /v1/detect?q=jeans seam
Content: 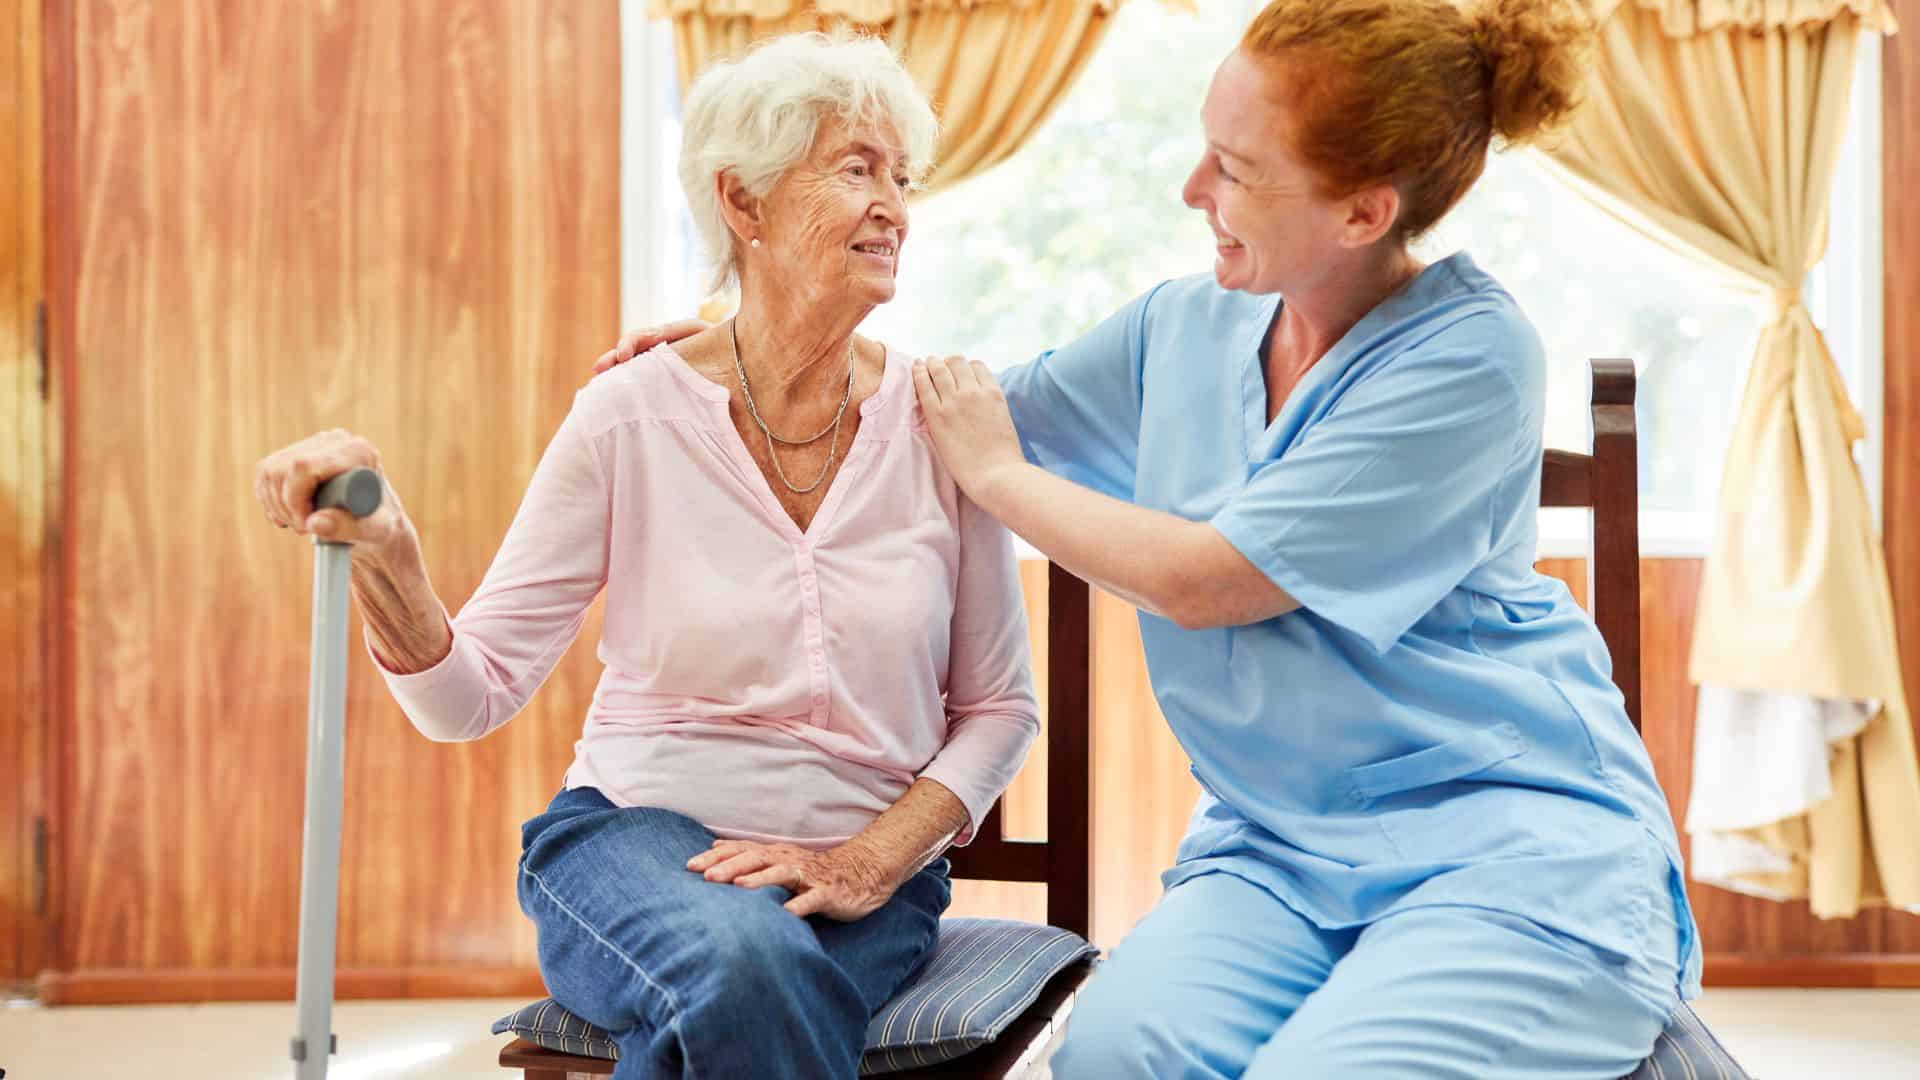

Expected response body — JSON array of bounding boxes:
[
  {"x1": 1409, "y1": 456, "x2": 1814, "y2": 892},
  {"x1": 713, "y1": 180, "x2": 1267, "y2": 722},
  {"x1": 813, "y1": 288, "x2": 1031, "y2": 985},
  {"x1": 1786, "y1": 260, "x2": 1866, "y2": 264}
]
[{"x1": 522, "y1": 863, "x2": 699, "y2": 1080}]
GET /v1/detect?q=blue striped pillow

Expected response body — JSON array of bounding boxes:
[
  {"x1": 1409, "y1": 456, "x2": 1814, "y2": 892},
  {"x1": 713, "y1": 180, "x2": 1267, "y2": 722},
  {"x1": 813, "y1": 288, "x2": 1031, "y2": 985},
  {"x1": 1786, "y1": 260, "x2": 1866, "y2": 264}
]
[
  {"x1": 491, "y1": 917, "x2": 1097, "y2": 1074},
  {"x1": 860, "y1": 918, "x2": 1096, "y2": 1073},
  {"x1": 1621, "y1": 1001, "x2": 1750, "y2": 1080}
]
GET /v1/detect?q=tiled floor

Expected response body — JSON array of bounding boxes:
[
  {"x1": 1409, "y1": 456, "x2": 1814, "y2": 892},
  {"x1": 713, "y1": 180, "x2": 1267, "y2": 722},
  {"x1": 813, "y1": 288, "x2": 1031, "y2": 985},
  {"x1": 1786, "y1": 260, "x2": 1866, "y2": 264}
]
[{"x1": 3, "y1": 988, "x2": 1917, "y2": 1078}]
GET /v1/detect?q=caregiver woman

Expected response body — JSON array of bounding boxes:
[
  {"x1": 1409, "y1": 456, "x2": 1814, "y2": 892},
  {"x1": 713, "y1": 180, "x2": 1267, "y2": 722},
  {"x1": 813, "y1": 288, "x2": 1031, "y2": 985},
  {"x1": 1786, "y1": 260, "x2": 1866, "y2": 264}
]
[{"x1": 607, "y1": 0, "x2": 1700, "y2": 1075}]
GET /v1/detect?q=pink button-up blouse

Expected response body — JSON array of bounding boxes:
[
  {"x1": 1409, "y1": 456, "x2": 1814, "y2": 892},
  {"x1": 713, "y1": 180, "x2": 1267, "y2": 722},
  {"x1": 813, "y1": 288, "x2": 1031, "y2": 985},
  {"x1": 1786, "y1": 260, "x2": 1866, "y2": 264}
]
[{"x1": 374, "y1": 344, "x2": 1040, "y2": 848}]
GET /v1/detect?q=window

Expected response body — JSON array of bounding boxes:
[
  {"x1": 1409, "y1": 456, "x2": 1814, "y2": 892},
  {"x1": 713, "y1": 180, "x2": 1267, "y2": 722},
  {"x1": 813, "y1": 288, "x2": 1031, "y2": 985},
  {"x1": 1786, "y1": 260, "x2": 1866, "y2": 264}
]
[
  {"x1": 1807, "y1": 31, "x2": 1885, "y2": 533},
  {"x1": 1415, "y1": 151, "x2": 1766, "y2": 556},
  {"x1": 857, "y1": 1, "x2": 1248, "y2": 370},
  {"x1": 626, "y1": 4, "x2": 1882, "y2": 556},
  {"x1": 622, "y1": 3, "x2": 706, "y2": 330}
]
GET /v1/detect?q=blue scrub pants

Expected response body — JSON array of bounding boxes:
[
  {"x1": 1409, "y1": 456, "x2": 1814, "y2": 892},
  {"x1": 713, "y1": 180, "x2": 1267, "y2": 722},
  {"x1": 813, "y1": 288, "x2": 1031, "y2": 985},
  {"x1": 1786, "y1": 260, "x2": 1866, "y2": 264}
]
[{"x1": 1053, "y1": 870, "x2": 1680, "y2": 1080}]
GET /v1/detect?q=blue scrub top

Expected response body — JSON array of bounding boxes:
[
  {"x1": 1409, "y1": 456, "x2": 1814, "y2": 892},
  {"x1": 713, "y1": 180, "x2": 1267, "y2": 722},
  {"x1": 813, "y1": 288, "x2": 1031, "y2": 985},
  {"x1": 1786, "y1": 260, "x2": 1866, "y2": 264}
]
[{"x1": 1000, "y1": 253, "x2": 1700, "y2": 995}]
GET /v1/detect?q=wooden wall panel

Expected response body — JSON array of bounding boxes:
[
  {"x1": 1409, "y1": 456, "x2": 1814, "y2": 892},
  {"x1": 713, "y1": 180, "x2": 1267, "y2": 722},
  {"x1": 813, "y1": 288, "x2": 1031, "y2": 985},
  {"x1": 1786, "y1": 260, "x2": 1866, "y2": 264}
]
[
  {"x1": 2, "y1": 0, "x2": 47, "y2": 986},
  {"x1": 1885, "y1": 0, "x2": 1920, "y2": 942},
  {"x1": 40, "y1": 1, "x2": 619, "y2": 999}
]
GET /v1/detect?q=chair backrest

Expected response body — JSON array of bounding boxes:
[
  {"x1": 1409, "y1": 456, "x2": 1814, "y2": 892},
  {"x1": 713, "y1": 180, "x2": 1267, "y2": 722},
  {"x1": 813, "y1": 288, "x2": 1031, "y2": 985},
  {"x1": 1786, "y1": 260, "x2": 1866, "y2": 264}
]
[
  {"x1": 945, "y1": 359, "x2": 1642, "y2": 937},
  {"x1": 1542, "y1": 359, "x2": 1642, "y2": 731}
]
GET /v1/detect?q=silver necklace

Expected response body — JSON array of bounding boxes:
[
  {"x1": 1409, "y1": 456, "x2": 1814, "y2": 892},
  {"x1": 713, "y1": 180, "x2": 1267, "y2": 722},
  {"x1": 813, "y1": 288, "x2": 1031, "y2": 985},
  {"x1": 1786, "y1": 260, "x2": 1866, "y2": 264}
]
[{"x1": 730, "y1": 318, "x2": 857, "y2": 495}]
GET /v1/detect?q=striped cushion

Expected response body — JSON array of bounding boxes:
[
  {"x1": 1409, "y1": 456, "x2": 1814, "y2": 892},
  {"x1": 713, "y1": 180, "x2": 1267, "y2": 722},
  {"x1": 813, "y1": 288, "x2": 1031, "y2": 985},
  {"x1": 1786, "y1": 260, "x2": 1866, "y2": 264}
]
[
  {"x1": 492, "y1": 996, "x2": 616, "y2": 1060},
  {"x1": 1621, "y1": 1002, "x2": 1751, "y2": 1080},
  {"x1": 491, "y1": 917, "x2": 1097, "y2": 1074},
  {"x1": 860, "y1": 918, "x2": 1096, "y2": 1073}
]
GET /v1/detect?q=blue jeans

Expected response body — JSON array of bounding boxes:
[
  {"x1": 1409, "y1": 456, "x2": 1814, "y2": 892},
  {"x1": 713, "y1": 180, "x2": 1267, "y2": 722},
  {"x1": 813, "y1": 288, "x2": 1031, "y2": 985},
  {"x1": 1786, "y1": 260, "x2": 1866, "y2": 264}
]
[{"x1": 518, "y1": 786, "x2": 951, "y2": 1079}]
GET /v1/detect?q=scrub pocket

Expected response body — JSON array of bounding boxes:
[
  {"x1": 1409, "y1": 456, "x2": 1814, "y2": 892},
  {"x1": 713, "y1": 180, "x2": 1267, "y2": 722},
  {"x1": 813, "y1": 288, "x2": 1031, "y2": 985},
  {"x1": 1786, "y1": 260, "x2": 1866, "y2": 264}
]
[
  {"x1": 1347, "y1": 722, "x2": 1531, "y2": 861},
  {"x1": 1347, "y1": 722, "x2": 1527, "y2": 801}
]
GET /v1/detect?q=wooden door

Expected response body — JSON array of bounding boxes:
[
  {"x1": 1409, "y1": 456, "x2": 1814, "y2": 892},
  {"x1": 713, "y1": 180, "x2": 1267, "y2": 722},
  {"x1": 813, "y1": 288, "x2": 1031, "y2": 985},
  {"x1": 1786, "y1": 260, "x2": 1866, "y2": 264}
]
[
  {"x1": 38, "y1": 0, "x2": 620, "y2": 1002},
  {"x1": 2, "y1": 0, "x2": 49, "y2": 989}
]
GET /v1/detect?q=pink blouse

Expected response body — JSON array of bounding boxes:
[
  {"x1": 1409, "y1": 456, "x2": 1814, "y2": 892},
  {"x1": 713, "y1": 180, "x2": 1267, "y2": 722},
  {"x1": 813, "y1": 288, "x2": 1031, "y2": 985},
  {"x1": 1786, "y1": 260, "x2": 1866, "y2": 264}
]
[{"x1": 374, "y1": 344, "x2": 1039, "y2": 848}]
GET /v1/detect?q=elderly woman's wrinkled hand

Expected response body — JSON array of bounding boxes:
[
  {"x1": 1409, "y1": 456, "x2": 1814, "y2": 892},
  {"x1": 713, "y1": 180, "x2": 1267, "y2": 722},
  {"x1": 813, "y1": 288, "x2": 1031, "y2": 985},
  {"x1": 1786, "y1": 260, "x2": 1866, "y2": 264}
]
[
  {"x1": 912, "y1": 355, "x2": 1026, "y2": 502},
  {"x1": 253, "y1": 429, "x2": 413, "y2": 559},
  {"x1": 593, "y1": 319, "x2": 710, "y2": 376},
  {"x1": 688, "y1": 839, "x2": 894, "y2": 922}
]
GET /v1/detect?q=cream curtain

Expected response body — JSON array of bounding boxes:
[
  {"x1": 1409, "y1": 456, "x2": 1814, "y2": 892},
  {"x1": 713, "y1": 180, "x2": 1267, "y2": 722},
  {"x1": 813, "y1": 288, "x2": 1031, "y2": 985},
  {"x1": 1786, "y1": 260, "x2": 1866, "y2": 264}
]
[
  {"x1": 649, "y1": 0, "x2": 1148, "y2": 196},
  {"x1": 1534, "y1": 0, "x2": 1916, "y2": 916}
]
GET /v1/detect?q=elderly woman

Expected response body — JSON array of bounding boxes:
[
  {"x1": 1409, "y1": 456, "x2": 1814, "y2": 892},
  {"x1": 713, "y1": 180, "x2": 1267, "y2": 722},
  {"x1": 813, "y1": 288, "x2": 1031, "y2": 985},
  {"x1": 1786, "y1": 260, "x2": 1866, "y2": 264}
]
[
  {"x1": 254, "y1": 34, "x2": 1037, "y2": 1080},
  {"x1": 606, "y1": 1, "x2": 1702, "y2": 1077}
]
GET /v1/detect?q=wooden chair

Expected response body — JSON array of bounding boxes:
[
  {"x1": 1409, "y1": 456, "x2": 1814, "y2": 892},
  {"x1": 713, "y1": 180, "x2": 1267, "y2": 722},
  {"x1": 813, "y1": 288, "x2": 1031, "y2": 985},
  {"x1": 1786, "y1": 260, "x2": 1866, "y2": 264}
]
[
  {"x1": 501, "y1": 358, "x2": 1645, "y2": 1079},
  {"x1": 499, "y1": 572, "x2": 1097, "y2": 1080}
]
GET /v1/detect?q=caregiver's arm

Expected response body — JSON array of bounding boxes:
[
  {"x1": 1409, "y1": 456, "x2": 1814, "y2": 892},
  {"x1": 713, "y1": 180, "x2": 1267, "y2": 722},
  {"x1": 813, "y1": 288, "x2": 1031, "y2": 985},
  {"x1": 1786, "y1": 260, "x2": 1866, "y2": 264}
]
[
  {"x1": 914, "y1": 356, "x2": 1299, "y2": 631},
  {"x1": 593, "y1": 319, "x2": 711, "y2": 375}
]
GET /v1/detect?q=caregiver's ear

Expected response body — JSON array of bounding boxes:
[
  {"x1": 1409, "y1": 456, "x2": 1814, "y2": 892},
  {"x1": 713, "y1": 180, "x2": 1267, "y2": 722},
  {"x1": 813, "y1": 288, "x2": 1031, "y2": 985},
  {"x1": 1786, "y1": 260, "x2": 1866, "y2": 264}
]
[{"x1": 1338, "y1": 182, "x2": 1403, "y2": 249}]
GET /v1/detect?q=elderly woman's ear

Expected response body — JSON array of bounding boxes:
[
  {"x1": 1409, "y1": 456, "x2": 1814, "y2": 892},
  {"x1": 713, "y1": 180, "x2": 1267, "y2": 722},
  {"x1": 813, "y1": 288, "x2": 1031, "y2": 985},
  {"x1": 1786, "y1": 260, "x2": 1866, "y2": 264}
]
[{"x1": 715, "y1": 170, "x2": 763, "y2": 254}]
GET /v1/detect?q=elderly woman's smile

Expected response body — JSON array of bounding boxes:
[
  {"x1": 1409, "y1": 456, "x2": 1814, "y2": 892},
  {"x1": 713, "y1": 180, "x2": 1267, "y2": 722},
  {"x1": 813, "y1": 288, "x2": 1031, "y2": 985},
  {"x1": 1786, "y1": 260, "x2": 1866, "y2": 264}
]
[{"x1": 749, "y1": 116, "x2": 913, "y2": 308}]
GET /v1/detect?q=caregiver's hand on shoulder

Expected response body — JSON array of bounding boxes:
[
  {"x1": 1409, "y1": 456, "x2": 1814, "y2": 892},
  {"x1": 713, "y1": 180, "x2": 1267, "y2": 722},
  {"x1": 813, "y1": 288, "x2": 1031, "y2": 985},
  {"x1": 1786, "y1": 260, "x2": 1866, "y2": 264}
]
[
  {"x1": 912, "y1": 355, "x2": 1026, "y2": 500},
  {"x1": 689, "y1": 839, "x2": 893, "y2": 921},
  {"x1": 253, "y1": 429, "x2": 414, "y2": 560},
  {"x1": 593, "y1": 318, "x2": 711, "y2": 375}
]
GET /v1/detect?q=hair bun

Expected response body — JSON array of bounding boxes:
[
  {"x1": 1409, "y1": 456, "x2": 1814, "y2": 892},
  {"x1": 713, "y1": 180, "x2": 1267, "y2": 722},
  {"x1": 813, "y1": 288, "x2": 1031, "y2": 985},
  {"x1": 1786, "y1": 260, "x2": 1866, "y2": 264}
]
[{"x1": 1470, "y1": 0, "x2": 1597, "y2": 145}]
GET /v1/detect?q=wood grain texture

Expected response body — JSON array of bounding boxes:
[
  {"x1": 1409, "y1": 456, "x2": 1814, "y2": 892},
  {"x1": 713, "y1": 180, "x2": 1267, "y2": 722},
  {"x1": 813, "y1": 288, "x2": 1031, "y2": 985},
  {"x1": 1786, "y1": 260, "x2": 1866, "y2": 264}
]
[
  {"x1": 1, "y1": 0, "x2": 48, "y2": 985},
  {"x1": 1702, "y1": 955, "x2": 1920, "y2": 988},
  {"x1": 1884, "y1": 0, "x2": 1920, "y2": 948},
  {"x1": 39, "y1": 964, "x2": 548, "y2": 1004},
  {"x1": 45, "y1": 0, "x2": 619, "y2": 988}
]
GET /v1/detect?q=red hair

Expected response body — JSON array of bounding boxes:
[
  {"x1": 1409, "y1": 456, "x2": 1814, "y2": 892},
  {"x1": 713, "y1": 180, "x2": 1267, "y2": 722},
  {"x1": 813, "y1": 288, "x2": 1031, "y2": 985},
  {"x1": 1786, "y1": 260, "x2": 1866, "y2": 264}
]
[{"x1": 1240, "y1": 0, "x2": 1595, "y2": 239}]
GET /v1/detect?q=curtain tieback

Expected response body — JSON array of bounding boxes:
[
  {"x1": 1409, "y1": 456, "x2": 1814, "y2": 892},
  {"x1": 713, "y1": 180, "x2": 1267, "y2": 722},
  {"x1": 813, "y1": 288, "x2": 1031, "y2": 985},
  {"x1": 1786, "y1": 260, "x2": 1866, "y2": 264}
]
[{"x1": 1769, "y1": 285, "x2": 1804, "y2": 318}]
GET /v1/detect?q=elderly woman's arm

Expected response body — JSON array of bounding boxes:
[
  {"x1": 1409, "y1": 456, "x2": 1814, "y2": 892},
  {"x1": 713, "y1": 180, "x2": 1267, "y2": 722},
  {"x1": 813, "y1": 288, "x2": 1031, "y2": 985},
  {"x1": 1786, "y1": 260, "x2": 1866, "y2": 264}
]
[
  {"x1": 257, "y1": 402, "x2": 611, "y2": 741},
  {"x1": 374, "y1": 402, "x2": 609, "y2": 740},
  {"x1": 916, "y1": 491, "x2": 1043, "y2": 838},
  {"x1": 254, "y1": 429, "x2": 456, "y2": 673}
]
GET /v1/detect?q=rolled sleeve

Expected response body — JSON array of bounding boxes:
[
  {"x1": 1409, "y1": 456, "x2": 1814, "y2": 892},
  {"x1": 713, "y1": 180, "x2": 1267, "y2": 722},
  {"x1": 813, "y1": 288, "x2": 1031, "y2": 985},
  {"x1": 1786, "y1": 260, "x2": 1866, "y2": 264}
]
[{"x1": 998, "y1": 284, "x2": 1158, "y2": 501}]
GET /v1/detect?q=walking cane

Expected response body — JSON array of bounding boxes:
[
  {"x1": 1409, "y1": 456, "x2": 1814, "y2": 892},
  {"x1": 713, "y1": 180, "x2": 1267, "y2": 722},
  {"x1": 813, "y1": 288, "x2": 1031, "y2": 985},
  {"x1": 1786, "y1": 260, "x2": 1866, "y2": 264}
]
[{"x1": 290, "y1": 467, "x2": 383, "y2": 1080}]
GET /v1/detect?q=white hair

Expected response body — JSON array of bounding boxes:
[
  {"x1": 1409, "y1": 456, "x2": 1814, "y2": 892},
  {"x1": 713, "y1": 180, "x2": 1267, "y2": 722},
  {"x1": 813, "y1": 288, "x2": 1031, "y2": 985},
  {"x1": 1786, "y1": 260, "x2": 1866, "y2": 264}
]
[{"x1": 677, "y1": 32, "x2": 939, "y2": 294}]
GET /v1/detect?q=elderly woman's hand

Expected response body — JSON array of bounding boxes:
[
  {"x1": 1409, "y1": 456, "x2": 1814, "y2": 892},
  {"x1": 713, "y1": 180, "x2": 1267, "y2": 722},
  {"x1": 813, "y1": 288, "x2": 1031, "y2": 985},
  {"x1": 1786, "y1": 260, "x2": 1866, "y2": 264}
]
[
  {"x1": 912, "y1": 355, "x2": 1027, "y2": 502},
  {"x1": 253, "y1": 429, "x2": 414, "y2": 558},
  {"x1": 688, "y1": 839, "x2": 895, "y2": 921},
  {"x1": 592, "y1": 319, "x2": 711, "y2": 375}
]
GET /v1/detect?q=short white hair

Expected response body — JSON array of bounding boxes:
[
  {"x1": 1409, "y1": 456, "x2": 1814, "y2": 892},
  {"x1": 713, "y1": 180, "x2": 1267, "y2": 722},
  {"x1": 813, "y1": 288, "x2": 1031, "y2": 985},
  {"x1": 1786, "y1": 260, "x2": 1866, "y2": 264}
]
[{"x1": 678, "y1": 32, "x2": 939, "y2": 294}]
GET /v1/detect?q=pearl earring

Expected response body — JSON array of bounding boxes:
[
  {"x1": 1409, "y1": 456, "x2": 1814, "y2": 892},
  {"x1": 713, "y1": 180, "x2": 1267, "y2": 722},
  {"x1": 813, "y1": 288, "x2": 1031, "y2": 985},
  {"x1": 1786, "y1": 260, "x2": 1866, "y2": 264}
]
[{"x1": 750, "y1": 237, "x2": 761, "y2": 249}]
